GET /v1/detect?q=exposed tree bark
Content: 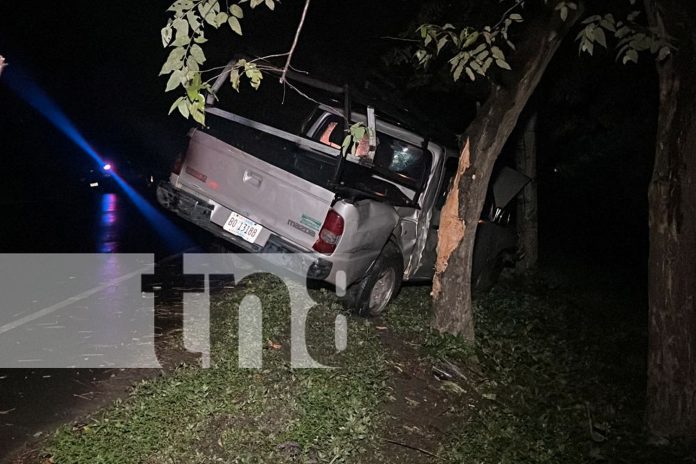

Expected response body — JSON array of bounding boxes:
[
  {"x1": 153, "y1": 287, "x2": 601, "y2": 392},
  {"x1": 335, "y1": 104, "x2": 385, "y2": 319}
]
[
  {"x1": 432, "y1": 8, "x2": 582, "y2": 339},
  {"x1": 645, "y1": 0, "x2": 696, "y2": 440},
  {"x1": 516, "y1": 111, "x2": 539, "y2": 273}
]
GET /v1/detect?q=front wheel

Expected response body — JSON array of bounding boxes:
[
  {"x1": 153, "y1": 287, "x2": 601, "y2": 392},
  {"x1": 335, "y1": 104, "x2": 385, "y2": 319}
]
[{"x1": 344, "y1": 242, "x2": 403, "y2": 317}]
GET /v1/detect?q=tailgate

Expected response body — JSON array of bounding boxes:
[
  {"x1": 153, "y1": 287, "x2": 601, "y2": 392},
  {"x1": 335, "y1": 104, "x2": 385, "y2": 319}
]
[{"x1": 178, "y1": 130, "x2": 334, "y2": 250}]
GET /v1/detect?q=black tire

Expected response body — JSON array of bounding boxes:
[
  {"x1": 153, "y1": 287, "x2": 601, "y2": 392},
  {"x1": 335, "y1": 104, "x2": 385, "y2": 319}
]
[{"x1": 345, "y1": 242, "x2": 403, "y2": 317}]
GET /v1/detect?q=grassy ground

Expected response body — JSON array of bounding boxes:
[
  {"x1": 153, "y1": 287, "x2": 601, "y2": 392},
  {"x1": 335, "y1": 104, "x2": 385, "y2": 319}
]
[
  {"x1": 39, "y1": 276, "x2": 388, "y2": 463},
  {"x1": 31, "y1": 267, "x2": 696, "y2": 463}
]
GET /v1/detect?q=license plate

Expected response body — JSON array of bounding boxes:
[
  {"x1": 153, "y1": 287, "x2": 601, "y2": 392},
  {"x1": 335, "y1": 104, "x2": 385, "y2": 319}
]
[{"x1": 223, "y1": 211, "x2": 263, "y2": 244}]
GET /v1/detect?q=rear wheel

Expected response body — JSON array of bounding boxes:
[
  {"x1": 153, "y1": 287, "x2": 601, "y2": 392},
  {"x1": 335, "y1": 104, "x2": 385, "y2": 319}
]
[{"x1": 345, "y1": 242, "x2": 403, "y2": 317}]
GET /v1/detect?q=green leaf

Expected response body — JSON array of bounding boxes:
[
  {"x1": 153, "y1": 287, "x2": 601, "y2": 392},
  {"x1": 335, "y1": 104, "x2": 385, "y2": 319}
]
[
  {"x1": 265, "y1": 0, "x2": 274, "y2": 10},
  {"x1": 623, "y1": 48, "x2": 639, "y2": 64},
  {"x1": 214, "y1": 12, "x2": 229, "y2": 27},
  {"x1": 161, "y1": 25, "x2": 173, "y2": 47},
  {"x1": 204, "y1": 9, "x2": 218, "y2": 26},
  {"x1": 165, "y1": 69, "x2": 185, "y2": 92},
  {"x1": 230, "y1": 4, "x2": 244, "y2": 18},
  {"x1": 496, "y1": 59, "x2": 512, "y2": 70},
  {"x1": 594, "y1": 28, "x2": 607, "y2": 48},
  {"x1": 465, "y1": 66, "x2": 475, "y2": 81},
  {"x1": 627, "y1": 10, "x2": 641, "y2": 22},
  {"x1": 453, "y1": 61, "x2": 465, "y2": 81},
  {"x1": 582, "y1": 15, "x2": 602, "y2": 25},
  {"x1": 190, "y1": 44, "x2": 206, "y2": 65},
  {"x1": 482, "y1": 56, "x2": 493, "y2": 73},
  {"x1": 191, "y1": 100, "x2": 205, "y2": 125},
  {"x1": 246, "y1": 67, "x2": 263, "y2": 89},
  {"x1": 436, "y1": 37, "x2": 448, "y2": 54},
  {"x1": 490, "y1": 46, "x2": 504, "y2": 60},
  {"x1": 186, "y1": 56, "x2": 200, "y2": 72},
  {"x1": 470, "y1": 43, "x2": 486, "y2": 55},
  {"x1": 560, "y1": 6, "x2": 569, "y2": 22},
  {"x1": 168, "y1": 96, "x2": 186, "y2": 115},
  {"x1": 341, "y1": 134, "x2": 352, "y2": 154},
  {"x1": 186, "y1": 10, "x2": 201, "y2": 32},
  {"x1": 230, "y1": 67, "x2": 241, "y2": 91},
  {"x1": 250, "y1": 0, "x2": 263, "y2": 8},
  {"x1": 657, "y1": 45, "x2": 671, "y2": 61},
  {"x1": 177, "y1": 98, "x2": 190, "y2": 119},
  {"x1": 228, "y1": 16, "x2": 242, "y2": 35},
  {"x1": 172, "y1": 17, "x2": 190, "y2": 46},
  {"x1": 160, "y1": 46, "x2": 186, "y2": 75},
  {"x1": 509, "y1": 13, "x2": 523, "y2": 22}
]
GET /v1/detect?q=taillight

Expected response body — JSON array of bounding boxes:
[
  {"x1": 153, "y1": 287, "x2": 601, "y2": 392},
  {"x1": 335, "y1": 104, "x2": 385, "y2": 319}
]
[
  {"x1": 185, "y1": 166, "x2": 208, "y2": 183},
  {"x1": 313, "y1": 210, "x2": 344, "y2": 254}
]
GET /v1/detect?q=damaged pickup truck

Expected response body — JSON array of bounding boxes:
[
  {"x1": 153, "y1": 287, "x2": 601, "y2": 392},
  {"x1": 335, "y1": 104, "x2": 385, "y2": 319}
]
[{"x1": 157, "y1": 62, "x2": 528, "y2": 315}]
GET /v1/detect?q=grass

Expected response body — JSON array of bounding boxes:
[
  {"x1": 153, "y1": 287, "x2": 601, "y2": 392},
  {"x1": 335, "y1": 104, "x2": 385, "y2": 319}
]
[
  {"x1": 43, "y1": 275, "x2": 388, "y2": 463},
  {"x1": 387, "y1": 272, "x2": 695, "y2": 463},
  {"x1": 39, "y1": 265, "x2": 696, "y2": 463}
]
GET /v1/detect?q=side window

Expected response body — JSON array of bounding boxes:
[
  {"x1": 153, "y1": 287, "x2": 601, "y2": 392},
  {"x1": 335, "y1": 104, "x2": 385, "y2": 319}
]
[
  {"x1": 313, "y1": 115, "x2": 345, "y2": 149},
  {"x1": 436, "y1": 157, "x2": 459, "y2": 210},
  {"x1": 373, "y1": 135, "x2": 429, "y2": 187},
  {"x1": 431, "y1": 157, "x2": 459, "y2": 229},
  {"x1": 311, "y1": 112, "x2": 432, "y2": 190}
]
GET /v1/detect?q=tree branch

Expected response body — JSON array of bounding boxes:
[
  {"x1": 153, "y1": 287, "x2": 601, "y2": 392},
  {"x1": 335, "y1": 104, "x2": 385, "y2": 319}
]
[
  {"x1": 492, "y1": 0, "x2": 526, "y2": 31},
  {"x1": 279, "y1": 0, "x2": 311, "y2": 84}
]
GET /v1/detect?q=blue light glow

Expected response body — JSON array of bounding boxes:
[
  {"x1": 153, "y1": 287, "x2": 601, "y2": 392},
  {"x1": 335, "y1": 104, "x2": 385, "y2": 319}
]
[{"x1": 3, "y1": 64, "x2": 194, "y2": 253}]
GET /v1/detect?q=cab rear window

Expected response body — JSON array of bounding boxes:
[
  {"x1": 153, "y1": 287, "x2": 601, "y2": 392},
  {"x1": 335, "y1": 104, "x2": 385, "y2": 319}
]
[{"x1": 313, "y1": 115, "x2": 430, "y2": 189}]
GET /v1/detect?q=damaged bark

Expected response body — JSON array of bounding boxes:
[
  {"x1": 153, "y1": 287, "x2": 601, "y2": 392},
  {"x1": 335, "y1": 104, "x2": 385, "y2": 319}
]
[{"x1": 432, "y1": 9, "x2": 582, "y2": 339}]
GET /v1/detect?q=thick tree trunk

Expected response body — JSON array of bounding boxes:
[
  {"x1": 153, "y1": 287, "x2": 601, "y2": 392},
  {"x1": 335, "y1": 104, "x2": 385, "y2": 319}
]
[
  {"x1": 432, "y1": 9, "x2": 582, "y2": 339},
  {"x1": 516, "y1": 111, "x2": 539, "y2": 273},
  {"x1": 645, "y1": 0, "x2": 696, "y2": 440}
]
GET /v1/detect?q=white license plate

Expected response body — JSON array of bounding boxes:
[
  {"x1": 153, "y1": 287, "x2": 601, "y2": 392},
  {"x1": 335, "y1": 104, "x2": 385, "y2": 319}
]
[{"x1": 223, "y1": 211, "x2": 263, "y2": 244}]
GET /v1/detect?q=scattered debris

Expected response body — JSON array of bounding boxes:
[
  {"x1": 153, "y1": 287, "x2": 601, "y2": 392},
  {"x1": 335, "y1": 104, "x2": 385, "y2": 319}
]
[{"x1": 383, "y1": 437, "x2": 442, "y2": 460}]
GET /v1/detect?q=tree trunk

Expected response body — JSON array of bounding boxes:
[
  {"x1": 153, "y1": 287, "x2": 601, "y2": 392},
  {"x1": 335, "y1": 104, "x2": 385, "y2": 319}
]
[
  {"x1": 431, "y1": 9, "x2": 582, "y2": 339},
  {"x1": 516, "y1": 111, "x2": 539, "y2": 273},
  {"x1": 645, "y1": 0, "x2": 696, "y2": 440}
]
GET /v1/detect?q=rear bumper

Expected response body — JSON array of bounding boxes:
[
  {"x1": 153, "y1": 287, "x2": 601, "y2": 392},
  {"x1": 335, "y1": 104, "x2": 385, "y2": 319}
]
[{"x1": 156, "y1": 182, "x2": 333, "y2": 280}]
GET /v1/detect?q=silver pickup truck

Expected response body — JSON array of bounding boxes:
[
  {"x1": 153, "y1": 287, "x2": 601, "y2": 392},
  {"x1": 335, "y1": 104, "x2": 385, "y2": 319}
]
[{"x1": 157, "y1": 65, "x2": 526, "y2": 316}]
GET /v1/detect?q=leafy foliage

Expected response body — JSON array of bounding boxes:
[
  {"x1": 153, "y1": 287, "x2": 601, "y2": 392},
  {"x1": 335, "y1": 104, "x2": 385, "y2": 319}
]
[
  {"x1": 161, "y1": 0, "x2": 277, "y2": 124},
  {"x1": 576, "y1": 10, "x2": 674, "y2": 63},
  {"x1": 411, "y1": 0, "x2": 581, "y2": 84},
  {"x1": 405, "y1": 0, "x2": 672, "y2": 87},
  {"x1": 413, "y1": 13, "x2": 520, "y2": 82}
]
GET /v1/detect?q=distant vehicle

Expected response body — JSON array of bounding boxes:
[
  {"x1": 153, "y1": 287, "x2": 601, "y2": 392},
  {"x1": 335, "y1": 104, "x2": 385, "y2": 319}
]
[
  {"x1": 80, "y1": 161, "x2": 117, "y2": 191},
  {"x1": 157, "y1": 61, "x2": 528, "y2": 315}
]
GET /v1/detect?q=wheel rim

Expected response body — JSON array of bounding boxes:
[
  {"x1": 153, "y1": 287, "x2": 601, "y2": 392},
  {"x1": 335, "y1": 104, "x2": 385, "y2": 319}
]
[{"x1": 368, "y1": 267, "x2": 396, "y2": 315}]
